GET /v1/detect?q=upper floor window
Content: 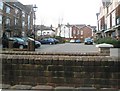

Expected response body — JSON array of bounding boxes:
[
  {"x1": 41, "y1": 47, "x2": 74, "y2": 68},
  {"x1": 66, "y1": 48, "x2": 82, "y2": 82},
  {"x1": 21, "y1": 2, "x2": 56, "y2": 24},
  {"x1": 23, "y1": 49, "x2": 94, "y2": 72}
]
[
  {"x1": 6, "y1": 6, "x2": 10, "y2": 14},
  {"x1": 22, "y1": 21, "x2": 25, "y2": 28},
  {"x1": 15, "y1": 9, "x2": 20, "y2": 17},
  {"x1": 0, "y1": 15, "x2": 2, "y2": 38},
  {"x1": 28, "y1": 15, "x2": 30, "y2": 29},
  {"x1": 0, "y1": 2, "x2": 3, "y2": 10},
  {"x1": 22, "y1": 11, "x2": 25, "y2": 17},
  {"x1": 0, "y1": 15, "x2": 2, "y2": 24},
  {"x1": 15, "y1": 9, "x2": 19, "y2": 14},
  {"x1": 5, "y1": 18, "x2": 10, "y2": 26},
  {"x1": 81, "y1": 31, "x2": 83, "y2": 35},
  {"x1": 15, "y1": 18, "x2": 18, "y2": 25}
]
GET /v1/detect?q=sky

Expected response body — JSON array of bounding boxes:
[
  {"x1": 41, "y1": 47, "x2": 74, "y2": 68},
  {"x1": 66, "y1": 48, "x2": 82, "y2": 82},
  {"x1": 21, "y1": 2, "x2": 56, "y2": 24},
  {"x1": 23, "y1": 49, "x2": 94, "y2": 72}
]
[{"x1": 18, "y1": 0, "x2": 101, "y2": 27}]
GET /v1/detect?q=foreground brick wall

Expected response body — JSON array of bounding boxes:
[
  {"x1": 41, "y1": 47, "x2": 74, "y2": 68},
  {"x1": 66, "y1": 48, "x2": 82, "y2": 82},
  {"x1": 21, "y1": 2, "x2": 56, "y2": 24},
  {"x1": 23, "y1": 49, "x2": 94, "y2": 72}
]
[{"x1": 1, "y1": 53, "x2": 120, "y2": 89}]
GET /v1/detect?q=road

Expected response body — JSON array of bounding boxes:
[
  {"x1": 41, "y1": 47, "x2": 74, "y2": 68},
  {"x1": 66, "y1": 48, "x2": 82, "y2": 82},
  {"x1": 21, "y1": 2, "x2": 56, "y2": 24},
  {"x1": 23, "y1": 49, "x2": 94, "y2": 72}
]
[{"x1": 36, "y1": 43, "x2": 99, "y2": 53}]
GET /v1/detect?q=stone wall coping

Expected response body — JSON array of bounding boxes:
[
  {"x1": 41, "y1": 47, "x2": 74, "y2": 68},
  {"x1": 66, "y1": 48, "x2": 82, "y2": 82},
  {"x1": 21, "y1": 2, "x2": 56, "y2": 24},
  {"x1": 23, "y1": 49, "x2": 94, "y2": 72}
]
[
  {"x1": 31, "y1": 85, "x2": 54, "y2": 90},
  {"x1": 96, "y1": 43, "x2": 113, "y2": 48},
  {"x1": 1, "y1": 85, "x2": 120, "y2": 90},
  {"x1": 1, "y1": 51, "x2": 108, "y2": 56},
  {"x1": 1, "y1": 54, "x2": 119, "y2": 61}
]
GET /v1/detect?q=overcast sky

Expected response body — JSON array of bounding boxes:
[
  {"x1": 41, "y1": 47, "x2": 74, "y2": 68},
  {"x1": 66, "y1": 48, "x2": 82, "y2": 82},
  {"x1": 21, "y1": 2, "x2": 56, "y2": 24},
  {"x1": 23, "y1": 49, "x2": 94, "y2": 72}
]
[{"x1": 18, "y1": 0, "x2": 101, "y2": 27}]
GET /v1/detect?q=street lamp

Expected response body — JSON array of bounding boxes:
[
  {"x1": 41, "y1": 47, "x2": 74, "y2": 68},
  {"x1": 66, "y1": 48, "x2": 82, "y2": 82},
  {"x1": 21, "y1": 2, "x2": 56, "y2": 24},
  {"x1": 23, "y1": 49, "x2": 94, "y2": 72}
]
[{"x1": 33, "y1": 4, "x2": 38, "y2": 51}]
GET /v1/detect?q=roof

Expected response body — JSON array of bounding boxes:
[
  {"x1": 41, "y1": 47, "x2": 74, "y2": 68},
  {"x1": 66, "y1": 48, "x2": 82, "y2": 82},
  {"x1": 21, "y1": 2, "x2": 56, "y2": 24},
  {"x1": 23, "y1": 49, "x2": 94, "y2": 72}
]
[
  {"x1": 35, "y1": 25, "x2": 55, "y2": 31},
  {"x1": 7, "y1": 2, "x2": 33, "y2": 13}
]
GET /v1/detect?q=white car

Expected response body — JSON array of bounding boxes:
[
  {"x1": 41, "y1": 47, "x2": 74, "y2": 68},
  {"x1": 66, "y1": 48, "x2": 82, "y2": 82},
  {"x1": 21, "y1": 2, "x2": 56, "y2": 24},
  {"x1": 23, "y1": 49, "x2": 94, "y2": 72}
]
[{"x1": 70, "y1": 39, "x2": 75, "y2": 43}]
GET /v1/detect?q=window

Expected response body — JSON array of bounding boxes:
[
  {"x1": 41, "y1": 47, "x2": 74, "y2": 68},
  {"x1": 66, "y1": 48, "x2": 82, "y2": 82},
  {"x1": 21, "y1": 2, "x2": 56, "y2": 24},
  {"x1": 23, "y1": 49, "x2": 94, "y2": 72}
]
[
  {"x1": 22, "y1": 11, "x2": 25, "y2": 17},
  {"x1": 6, "y1": 6, "x2": 10, "y2": 14},
  {"x1": 15, "y1": 8, "x2": 20, "y2": 17},
  {"x1": 15, "y1": 9, "x2": 19, "y2": 14},
  {"x1": 28, "y1": 15, "x2": 30, "y2": 29},
  {"x1": 107, "y1": 15, "x2": 110, "y2": 29},
  {"x1": 15, "y1": 18, "x2": 18, "y2": 25},
  {"x1": 5, "y1": 18, "x2": 10, "y2": 26},
  {"x1": 47, "y1": 32, "x2": 49, "y2": 34},
  {"x1": 22, "y1": 21, "x2": 25, "y2": 28},
  {"x1": 111, "y1": 11, "x2": 115, "y2": 26},
  {"x1": 81, "y1": 31, "x2": 83, "y2": 35},
  {"x1": 0, "y1": 15, "x2": 2, "y2": 38},
  {"x1": 0, "y1": 15, "x2": 2, "y2": 24},
  {"x1": 0, "y1": 2, "x2": 3, "y2": 10}
]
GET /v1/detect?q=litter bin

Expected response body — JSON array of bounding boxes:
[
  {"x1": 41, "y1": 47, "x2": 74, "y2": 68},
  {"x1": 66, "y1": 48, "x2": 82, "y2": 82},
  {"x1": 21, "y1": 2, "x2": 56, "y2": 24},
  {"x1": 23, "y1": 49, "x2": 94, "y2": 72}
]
[{"x1": 28, "y1": 40, "x2": 35, "y2": 51}]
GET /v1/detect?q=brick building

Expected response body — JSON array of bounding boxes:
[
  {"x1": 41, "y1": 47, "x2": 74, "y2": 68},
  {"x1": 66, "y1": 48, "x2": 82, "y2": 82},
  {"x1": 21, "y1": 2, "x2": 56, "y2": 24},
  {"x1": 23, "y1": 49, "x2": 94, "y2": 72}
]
[
  {"x1": 0, "y1": 1, "x2": 34, "y2": 44},
  {"x1": 72, "y1": 25, "x2": 96, "y2": 42},
  {"x1": 97, "y1": 0, "x2": 120, "y2": 40},
  {"x1": 56, "y1": 24, "x2": 96, "y2": 42}
]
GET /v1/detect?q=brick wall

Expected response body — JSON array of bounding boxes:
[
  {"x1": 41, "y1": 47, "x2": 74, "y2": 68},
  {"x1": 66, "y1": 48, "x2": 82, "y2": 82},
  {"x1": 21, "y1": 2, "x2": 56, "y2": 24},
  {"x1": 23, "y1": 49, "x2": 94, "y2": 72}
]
[{"x1": 1, "y1": 53, "x2": 120, "y2": 89}]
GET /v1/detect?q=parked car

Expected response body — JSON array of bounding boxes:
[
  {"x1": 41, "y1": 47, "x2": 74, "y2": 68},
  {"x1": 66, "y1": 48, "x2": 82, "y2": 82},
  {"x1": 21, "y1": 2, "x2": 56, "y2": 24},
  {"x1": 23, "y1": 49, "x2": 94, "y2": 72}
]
[
  {"x1": 84, "y1": 38, "x2": 93, "y2": 45},
  {"x1": 75, "y1": 39, "x2": 81, "y2": 43},
  {"x1": 39, "y1": 38, "x2": 59, "y2": 44},
  {"x1": 22, "y1": 37, "x2": 41, "y2": 48},
  {"x1": 70, "y1": 39, "x2": 81, "y2": 43},
  {"x1": 3, "y1": 37, "x2": 28, "y2": 49},
  {"x1": 53, "y1": 38, "x2": 60, "y2": 44},
  {"x1": 70, "y1": 39, "x2": 75, "y2": 43}
]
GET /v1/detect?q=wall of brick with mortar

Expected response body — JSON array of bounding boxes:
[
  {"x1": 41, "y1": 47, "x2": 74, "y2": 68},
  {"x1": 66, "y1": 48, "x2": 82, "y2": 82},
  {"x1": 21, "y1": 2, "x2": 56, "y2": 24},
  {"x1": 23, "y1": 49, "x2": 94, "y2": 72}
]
[{"x1": 1, "y1": 53, "x2": 120, "y2": 89}]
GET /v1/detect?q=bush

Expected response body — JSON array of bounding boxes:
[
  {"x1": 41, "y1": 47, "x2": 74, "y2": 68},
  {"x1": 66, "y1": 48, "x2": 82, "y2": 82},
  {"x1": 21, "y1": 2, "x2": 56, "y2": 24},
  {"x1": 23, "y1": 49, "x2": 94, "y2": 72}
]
[{"x1": 95, "y1": 37, "x2": 120, "y2": 48}]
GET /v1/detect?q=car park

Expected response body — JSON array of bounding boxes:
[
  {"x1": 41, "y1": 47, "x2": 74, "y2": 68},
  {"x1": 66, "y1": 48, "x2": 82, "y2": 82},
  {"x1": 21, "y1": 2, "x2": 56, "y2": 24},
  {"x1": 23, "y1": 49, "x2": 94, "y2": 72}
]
[{"x1": 84, "y1": 38, "x2": 93, "y2": 45}]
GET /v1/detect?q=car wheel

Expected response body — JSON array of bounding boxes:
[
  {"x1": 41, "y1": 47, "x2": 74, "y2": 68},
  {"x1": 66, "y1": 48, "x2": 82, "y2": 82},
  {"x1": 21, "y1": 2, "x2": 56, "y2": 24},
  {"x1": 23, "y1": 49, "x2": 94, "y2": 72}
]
[
  {"x1": 19, "y1": 45, "x2": 24, "y2": 49},
  {"x1": 49, "y1": 42, "x2": 52, "y2": 45}
]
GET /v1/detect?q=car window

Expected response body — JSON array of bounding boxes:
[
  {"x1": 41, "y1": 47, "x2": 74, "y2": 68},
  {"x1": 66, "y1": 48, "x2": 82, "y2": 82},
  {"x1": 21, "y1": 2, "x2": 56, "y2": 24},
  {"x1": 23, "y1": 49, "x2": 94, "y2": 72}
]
[{"x1": 16, "y1": 38, "x2": 24, "y2": 42}]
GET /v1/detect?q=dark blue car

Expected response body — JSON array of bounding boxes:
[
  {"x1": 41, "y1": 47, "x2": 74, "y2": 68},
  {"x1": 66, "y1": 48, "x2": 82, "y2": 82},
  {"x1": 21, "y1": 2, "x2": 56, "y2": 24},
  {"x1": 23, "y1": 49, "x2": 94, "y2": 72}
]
[{"x1": 39, "y1": 38, "x2": 59, "y2": 45}]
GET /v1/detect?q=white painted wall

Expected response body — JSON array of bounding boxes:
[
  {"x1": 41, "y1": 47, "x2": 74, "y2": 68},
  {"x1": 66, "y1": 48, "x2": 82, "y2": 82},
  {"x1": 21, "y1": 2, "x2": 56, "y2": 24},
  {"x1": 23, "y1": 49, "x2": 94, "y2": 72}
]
[
  {"x1": 37, "y1": 29, "x2": 55, "y2": 36},
  {"x1": 56, "y1": 25, "x2": 72, "y2": 38}
]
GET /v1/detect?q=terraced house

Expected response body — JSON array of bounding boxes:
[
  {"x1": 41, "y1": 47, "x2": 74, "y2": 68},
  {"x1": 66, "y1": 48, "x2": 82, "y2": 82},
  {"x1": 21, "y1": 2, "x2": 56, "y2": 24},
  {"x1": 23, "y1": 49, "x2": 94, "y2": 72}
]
[
  {"x1": 0, "y1": 1, "x2": 34, "y2": 44},
  {"x1": 97, "y1": 0, "x2": 120, "y2": 40}
]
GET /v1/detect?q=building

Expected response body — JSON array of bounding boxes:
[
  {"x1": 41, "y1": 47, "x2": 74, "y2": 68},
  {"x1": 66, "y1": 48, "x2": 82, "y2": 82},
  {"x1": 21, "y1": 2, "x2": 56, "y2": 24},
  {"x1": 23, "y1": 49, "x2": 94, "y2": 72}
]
[
  {"x1": 0, "y1": 1, "x2": 34, "y2": 44},
  {"x1": 56, "y1": 24, "x2": 72, "y2": 40},
  {"x1": 56, "y1": 24, "x2": 96, "y2": 42},
  {"x1": 72, "y1": 24, "x2": 96, "y2": 42},
  {"x1": 36, "y1": 25, "x2": 56, "y2": 39},
  {"x1": 97, "y1": 0, "x2": 120, "y2": 40}
]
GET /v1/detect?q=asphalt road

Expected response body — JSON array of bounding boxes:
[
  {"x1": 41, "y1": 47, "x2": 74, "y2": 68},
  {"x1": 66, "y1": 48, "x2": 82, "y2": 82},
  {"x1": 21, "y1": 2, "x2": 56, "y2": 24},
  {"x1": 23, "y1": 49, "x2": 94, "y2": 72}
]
[{"x1": 36, "y1": 43, "x2": 99, "y2": 53}]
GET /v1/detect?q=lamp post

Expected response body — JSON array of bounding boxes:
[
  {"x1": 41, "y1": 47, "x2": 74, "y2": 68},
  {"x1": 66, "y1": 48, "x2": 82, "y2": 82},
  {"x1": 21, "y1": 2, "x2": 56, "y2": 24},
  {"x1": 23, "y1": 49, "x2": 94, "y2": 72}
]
[{"x1": 33, "y1": 4, "x2": 38, "y2": 51}]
